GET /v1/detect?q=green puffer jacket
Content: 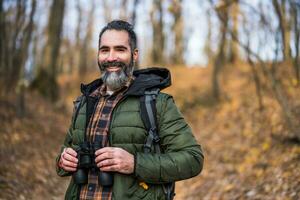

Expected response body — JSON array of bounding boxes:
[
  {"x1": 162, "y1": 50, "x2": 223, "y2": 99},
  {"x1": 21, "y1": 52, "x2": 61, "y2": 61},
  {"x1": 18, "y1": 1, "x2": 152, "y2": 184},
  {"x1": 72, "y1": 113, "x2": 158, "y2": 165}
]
[{"x1": 56, "y1": 67, "x2": 204, "y2": 200}]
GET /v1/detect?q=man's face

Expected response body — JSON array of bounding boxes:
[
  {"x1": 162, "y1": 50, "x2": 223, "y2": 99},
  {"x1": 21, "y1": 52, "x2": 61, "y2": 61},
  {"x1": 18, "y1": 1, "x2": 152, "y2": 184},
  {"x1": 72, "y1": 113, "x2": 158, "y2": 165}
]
[{"x1": 98, "y1": 30, "x2": 138, "y2": 91}]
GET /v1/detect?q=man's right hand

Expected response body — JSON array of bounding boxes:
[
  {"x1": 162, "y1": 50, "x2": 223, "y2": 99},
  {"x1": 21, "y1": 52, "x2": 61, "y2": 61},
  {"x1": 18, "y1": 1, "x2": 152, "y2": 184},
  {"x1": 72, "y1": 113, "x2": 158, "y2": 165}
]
[{"x1": 59, "y1": 148, "x2": 78, "y2": 172}]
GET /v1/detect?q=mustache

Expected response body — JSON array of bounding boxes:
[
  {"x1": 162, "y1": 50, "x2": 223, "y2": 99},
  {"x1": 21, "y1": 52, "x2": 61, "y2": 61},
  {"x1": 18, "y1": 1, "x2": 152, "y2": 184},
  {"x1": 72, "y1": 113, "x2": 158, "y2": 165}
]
[{"x1": 100, "y1": 61, "x2": 127, "y2": 70}]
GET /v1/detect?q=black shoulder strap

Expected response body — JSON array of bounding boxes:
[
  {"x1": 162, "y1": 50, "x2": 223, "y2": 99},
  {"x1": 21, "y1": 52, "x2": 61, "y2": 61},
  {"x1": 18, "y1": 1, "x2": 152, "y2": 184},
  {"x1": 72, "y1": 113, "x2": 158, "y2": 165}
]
[
  {"x1": 140, "y1": 88, "x2": 175, "y2": 200},
  {"x1": 72, "y1": 95, "x2": 85, "y2": 130},
  {"x1": 140, "y1": 88, "x2": 160, "y2": 153}
]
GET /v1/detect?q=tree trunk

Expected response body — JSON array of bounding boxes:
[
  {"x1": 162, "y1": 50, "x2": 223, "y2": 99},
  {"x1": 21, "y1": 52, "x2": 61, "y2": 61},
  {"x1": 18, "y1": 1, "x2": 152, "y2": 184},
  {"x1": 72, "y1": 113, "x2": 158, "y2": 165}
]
[
  {"x1": 16, "y1": 0, "x2": 36, "y2": 117},
  {"x1": 74, "y1": 0, "x2": 82, "y2": 74},
  {"x1": 17, "y1": 0, "x2": 36, "y2": 77},
  {"x1": 247, "y1": 54, "x2": 264, "y2": 111},
  {"x1": 102, "y1": 0, "x2": 112, "y2": 23},
  {"x1": 131, "y1": 0, "x2": 139, "y2": 28},
  {"x1": 291, "y1": 2, "x2": 300, "y2": 85},
  {"x1": 0, "y1": 0, "x2": 6, "y2": 94},
  {"x1": 79, "y1": 0, "x2": 95, "y2": 75},
  {"x1": 150, "y1": 0, "x2": 165, "y2": 64},
  {"x1": 272, "y1": 0, "x2": 291, "y2": 60},
  {"x1": 119, "y1": 0, "x2": 128, "y2": 20},
  {"x1": 35, "y1": 0, "x2": 65, "y2": 102},
  {"x1": 212, "y1": 3, "x2": 229, "y2": 100},
  {"x1": 228, "y1": 0, "x2": 239, "y2": 63},
  {"x1": 204, "y1": 9, "x2": 214, "y2": 65},
  {"x1": 170, "y1": 0, "x2": 184, "y2": 65}
]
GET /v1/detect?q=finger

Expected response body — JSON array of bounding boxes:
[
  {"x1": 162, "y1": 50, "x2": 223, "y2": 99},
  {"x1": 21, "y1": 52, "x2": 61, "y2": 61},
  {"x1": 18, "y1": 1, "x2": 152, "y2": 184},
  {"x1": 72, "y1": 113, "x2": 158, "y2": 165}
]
[
  {"x1": 97, "y1": 159, "x2": 116, "y2": 168},
  {"x1": 62, "y1": 159, "x2": 78, "y2": 168},
  {"x1": 62, "y1": 165, "x2": 77, "y2": 172},
  {"x1": 64, "y1": 153, "x2": 78, "y2": 163},
  {"x1": 65, "y1": 148, "x2": 77, "y2": 157},
  {"x1": 95, "y1": 151, "x2": 114, "y2": 163},
  {"x1": 100, "y1": 164, "x2": 119, "y2": 172},
  {"x1": 95, "y1": 147, "x2": 115, "y2": 156}
]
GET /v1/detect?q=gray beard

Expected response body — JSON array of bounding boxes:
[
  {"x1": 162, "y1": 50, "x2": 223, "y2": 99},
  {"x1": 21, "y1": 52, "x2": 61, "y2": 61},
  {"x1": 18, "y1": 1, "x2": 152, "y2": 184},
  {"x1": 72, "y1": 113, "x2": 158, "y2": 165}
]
[
  {"x1": 101, "y1": 69, "x2": 129, "y2": 91},
  {"x1": 99, "y1": 59, "x2": 134, "y2": 91}
]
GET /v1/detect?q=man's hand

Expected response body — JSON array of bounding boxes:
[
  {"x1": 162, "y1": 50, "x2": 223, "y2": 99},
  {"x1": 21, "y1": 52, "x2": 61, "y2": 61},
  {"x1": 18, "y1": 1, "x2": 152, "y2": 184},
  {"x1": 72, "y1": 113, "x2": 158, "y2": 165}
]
[
  {"x1": 95, "y1": 147, "x2": 134, "y2": 174},
  {"x1": 59, "y1": 148, "x2": 78, "y2": 172}
]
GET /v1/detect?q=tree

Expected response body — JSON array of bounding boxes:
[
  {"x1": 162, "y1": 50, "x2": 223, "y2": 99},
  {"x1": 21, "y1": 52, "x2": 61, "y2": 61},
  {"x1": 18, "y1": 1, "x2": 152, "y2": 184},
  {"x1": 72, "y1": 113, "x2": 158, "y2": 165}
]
[
  {"x1": 33, "y1": 0, "x2": 65, "y2": 101},
  {"x1": 204, "y1": 9, "x2": 214, "y2": 65},
  {"x1": 272, "y1": 0, "x2": 292, "y2": 60},
  {"x1": 169, "y1": 0, "x2": 184, "y2": 64},
  {"x1": 102, "y1": 0, "x2": 112, "y2": 23},
  {"x1": 78, "y1": 0, "x2": 95, "y2": 75},
  {"x1": 131, "y1": 0, "x2": 139, "y2": 28},
  {"x1": 150, "y1": 0, "x2": 165, "y2": 64},
  {"x1": 119, "y1": 0, "x2": 128, "y2": 20},
  {"x1": 290, "y1": 1, "x2": 300, "y2": 85},
  {"x1": 0, "y1": 0, "x2": 35, "y2": 93},
  {"x1": 213, "y1": 0, "x2": 300, "y2": 140},
  {"x1": 0, "y1": 0, "x2": 37, "y2": 120},
  {"x1": 0, "y1": 0, "x2": 5, "y2": 87},
  {"x1": 210, "y1": 0, "x2": 230, "y2": 100},
  {"x1": 228, "y1": 0, "x2": 239, "y2": 63}
]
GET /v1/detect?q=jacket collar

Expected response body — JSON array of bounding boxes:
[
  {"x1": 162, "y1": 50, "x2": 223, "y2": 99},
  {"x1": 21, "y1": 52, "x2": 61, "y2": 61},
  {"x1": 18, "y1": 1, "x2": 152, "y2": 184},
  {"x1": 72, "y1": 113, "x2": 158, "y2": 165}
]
[{"x1": 80, "y1": 67, "x2": 171, "y2": 96}]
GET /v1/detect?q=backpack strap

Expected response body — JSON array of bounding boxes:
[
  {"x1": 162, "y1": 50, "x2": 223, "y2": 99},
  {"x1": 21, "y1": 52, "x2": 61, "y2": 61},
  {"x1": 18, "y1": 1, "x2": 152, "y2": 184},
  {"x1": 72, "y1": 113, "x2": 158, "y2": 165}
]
[
  {"x1": 140, "y1": 88, "x2": 175, "y2": 200},
  {"x1": 71, "y1": 94, "x2": 99, "y2": 142},
  {"x1": 140, "y1": 88, "x2": 160, "y2": 153},
  {"x1": 72, "y1": 95, "x2": 85, "y2": 130}
]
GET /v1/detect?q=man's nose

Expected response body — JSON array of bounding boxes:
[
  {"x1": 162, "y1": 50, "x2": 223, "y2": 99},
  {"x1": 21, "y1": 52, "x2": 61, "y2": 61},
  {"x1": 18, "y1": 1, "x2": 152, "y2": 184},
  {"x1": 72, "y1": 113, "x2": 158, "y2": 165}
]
[{"x1": 107, "y1": 50, "x2": 118, "y2": 62}]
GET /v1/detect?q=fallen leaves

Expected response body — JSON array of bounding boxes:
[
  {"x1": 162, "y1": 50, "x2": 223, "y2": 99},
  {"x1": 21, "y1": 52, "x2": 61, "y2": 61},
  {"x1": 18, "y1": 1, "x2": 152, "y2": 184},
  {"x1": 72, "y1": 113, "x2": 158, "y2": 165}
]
[
  {"x1": 173, "y1": 64, "x2": 300, "y2": 199},
  {"x1": 1, "y1": 64, "x2": 300, "y2": 200}
]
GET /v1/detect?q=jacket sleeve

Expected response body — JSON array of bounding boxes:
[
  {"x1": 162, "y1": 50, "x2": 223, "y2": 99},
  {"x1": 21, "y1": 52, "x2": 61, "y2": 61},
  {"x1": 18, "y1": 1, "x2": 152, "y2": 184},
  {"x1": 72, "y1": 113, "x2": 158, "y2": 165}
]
[
  {"x1": 134, "y1": 94, "x2": 204, "y2": 183},
  {"x1": 55, "y1": 96, "x2": 83, "y2": 177},
  {"x1": 55, "y1": 126, "x2": 74, "y2": 177}
]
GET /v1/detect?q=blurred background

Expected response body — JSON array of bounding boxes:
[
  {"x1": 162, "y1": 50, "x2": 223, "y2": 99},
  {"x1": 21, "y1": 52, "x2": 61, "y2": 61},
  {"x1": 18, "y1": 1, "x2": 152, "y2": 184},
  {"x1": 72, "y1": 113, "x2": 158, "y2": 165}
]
[{"x1": 0, "y1": 0, "x2": 300, "y2": 199}]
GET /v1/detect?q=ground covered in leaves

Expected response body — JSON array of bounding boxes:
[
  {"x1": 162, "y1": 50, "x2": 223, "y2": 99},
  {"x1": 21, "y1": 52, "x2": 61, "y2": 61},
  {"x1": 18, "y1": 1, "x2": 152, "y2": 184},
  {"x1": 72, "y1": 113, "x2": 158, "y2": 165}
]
[
  {"x1": 170, "y1": 66, "x2": 300, "y2": 200},
  {"x1": 0, "y1": 65, "x2": 299, "y2": 199},
  {"x1": 0, "y1": 93, "x2": 69, "y2": 200}
]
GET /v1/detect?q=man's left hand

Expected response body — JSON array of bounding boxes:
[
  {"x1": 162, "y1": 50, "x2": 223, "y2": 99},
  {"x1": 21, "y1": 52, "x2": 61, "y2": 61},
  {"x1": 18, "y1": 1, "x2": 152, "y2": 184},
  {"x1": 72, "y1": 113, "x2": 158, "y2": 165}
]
[{"x1": 95, "y1": 147, "x2": 134, "y2": 174}]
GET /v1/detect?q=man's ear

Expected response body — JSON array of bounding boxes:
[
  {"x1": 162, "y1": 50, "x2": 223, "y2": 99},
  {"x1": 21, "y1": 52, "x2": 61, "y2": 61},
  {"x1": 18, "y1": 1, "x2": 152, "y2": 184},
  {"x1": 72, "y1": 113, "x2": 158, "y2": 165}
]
[{"x1": 133, "y1": 48, "x2": 139, "y2": 63}]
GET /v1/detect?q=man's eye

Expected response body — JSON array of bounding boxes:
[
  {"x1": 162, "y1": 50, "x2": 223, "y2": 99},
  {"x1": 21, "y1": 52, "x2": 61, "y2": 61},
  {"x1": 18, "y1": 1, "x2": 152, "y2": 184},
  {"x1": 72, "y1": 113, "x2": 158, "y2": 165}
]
[
  {"x1": 100, "y1": 49, "x2": 109, "y2": 53},
  {"x1": 116, "y1": 48, "x2": 126, "y2": 52}
]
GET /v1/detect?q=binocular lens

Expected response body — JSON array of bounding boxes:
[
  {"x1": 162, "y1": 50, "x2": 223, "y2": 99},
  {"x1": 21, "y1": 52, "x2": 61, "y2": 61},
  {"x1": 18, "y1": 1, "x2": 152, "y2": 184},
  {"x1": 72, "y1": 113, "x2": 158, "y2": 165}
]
[
  {"x1": 98, "y1": 171, "x2": 113, "y2": 187},
  {"x1": 73, "y1": 169, "x2": 88, "y2": 185}
]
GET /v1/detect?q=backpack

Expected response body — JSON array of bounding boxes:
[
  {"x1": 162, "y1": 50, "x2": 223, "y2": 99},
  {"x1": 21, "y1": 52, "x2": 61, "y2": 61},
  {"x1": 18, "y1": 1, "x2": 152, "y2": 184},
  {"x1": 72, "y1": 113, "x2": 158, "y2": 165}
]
[
  {"x1": 72, "y1": 88, "x2": 175, "y2": 200},
  {"x1": 140, "y1": 88, "x2": 175, "y2": 200}
]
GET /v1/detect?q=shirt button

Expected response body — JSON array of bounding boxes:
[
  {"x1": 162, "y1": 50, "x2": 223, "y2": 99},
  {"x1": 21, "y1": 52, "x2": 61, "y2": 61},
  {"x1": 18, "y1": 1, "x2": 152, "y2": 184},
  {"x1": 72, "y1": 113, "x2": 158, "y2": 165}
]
[{"x1": 88, "y1": 186, "x2": 93, "y2": 191}]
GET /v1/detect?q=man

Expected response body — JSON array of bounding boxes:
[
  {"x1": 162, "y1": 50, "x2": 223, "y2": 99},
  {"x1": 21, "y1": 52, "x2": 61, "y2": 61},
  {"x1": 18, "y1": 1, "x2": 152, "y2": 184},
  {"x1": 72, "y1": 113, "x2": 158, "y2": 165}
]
[{"x1": 56, "y1": 20, "x2": 204, "y2": 200}]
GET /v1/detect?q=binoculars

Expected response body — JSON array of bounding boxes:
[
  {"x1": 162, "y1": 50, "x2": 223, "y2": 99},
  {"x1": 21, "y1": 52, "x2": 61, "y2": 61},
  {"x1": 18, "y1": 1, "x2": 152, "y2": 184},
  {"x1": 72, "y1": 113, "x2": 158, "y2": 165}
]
[{"x1": 73, "y1": 141, "x2": 113, "y2": 187}]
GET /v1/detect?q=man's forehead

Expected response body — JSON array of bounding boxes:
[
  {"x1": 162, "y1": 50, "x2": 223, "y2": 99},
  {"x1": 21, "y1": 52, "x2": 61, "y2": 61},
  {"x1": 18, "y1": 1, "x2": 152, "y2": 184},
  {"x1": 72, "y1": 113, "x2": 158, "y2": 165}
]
[{"x1": 100, "y1": 30, "x2": 130, "y2": 47}]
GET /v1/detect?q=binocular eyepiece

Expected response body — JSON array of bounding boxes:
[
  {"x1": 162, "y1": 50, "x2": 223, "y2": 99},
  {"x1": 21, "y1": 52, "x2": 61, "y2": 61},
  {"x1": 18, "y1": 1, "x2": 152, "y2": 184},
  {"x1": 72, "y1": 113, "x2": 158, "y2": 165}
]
[{"x1": 73, "y1": 142, "x2": 113, "y2": 187}]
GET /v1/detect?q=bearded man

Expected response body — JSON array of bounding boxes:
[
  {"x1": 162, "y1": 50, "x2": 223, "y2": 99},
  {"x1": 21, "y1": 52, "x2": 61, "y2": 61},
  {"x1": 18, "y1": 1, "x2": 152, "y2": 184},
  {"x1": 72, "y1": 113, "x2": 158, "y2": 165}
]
[{"x1": 56, "y1": 20, "x2": 204, "y2": 200}]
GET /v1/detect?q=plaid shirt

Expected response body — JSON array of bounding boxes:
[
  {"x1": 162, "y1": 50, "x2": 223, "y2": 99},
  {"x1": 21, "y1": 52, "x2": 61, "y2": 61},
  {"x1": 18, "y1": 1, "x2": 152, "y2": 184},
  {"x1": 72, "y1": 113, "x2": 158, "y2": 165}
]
[{"x1": 79, "y1": 79, "x2": 132, "y2": 200}]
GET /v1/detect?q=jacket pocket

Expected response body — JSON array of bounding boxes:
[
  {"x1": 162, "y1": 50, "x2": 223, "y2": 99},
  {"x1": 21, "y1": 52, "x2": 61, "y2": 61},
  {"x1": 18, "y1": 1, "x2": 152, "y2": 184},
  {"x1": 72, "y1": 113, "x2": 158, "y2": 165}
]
[{"x1": 127, "y1": 180, "x2": 155, "y2": 200}]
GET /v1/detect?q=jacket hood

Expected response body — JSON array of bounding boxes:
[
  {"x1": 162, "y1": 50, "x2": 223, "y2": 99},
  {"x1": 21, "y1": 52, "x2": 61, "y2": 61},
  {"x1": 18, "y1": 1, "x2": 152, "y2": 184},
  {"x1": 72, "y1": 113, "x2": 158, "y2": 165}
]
[
  {"x1": 127, "y1": 67, "x2": 171, "y2": 96},
  {"x1": 80, "y1": 67, "x2": 171, "y2": 96}
]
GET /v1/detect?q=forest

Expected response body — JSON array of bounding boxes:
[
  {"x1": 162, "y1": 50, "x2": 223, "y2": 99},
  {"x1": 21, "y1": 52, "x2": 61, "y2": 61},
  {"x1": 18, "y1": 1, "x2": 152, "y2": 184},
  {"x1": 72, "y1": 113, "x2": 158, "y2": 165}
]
[{"x1": 0, "y1": 0, "x2": 299, "y2": 199}]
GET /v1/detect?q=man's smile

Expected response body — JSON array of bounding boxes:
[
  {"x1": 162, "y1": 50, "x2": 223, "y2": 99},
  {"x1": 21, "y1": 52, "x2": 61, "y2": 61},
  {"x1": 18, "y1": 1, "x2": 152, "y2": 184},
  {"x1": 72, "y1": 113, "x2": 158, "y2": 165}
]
[{"x1": 107, "y1": 66, "x2": 121, "y2": 72}]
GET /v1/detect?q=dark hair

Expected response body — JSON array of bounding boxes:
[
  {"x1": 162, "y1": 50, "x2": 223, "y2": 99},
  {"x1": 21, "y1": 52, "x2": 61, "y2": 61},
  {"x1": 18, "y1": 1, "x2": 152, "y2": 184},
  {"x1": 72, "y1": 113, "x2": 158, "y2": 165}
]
[{"x1": 98, "y1": 20, "x2": 137, "y2": 51}]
